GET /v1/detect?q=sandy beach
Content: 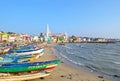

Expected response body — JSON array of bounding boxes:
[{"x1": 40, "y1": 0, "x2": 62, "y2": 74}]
[{"x1": 30, "y1": 43, "x2": 112, "y2": 81}]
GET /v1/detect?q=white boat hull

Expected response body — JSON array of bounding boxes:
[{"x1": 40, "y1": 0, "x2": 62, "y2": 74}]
[{"x1": 14, "y1": 48, "x2": 45, "y2": 55}]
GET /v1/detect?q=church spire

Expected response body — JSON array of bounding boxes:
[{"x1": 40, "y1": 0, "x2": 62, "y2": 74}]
[{"x1": 46, "y1": 24, "x2": 50, "y2": 37}]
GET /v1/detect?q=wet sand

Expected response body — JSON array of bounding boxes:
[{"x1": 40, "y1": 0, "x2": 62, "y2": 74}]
[{"x1": 30, "y1": 43, "x2": 112, "y2": 81}]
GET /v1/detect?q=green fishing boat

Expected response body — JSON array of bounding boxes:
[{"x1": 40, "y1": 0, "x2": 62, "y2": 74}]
[{"x1": 0, "y1": 60, "x2": 60, "y2": 72}]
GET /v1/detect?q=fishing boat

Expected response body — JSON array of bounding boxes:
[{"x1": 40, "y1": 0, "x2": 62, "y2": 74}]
[
  {"x1": 0, "y1": 60, "x2": 60, "y2": 72},
  {"x1": 0, "y1": 49, "x2": 45, "y2": 64},
  {"x1": 0, "y1": 56, "x2": 17, "y2": 63},
  {"x1": 18, "y1": 53, "x2": 43, "y2": 62},
  {"x1": 0, "y1": 70, "x2": 50, "y2": 81},
  {"x1": 10, "y1": 48, "x2": 45, "y2": 60},
  {"x1": 9, "y1": 44, "x2": 38, "y2": 53},
  {"x1": 14, "y1": 54, "x2": 36, "y2": 62},
  {"x1": 0, "y1": 54, "x2": 31, "y2": 63},
  {"x1": 9, "y1": 48, "x2": 45, "y2": 55}
]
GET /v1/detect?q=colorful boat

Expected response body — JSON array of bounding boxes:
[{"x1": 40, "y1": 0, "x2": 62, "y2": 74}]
[
  {"x1": 18, "y1": 53, "x2": 44, "y2": 62},
  {"x1": 0, "y1": 54, "x2": 31, "y2": 63},
  {"x1": 0, "y1": 49, "x2": 45, "y2": 63},
  {"x1": 0, "y1": 56, "x2": 18, "y2": 63},
  {"x1": 9, "y1": 44, "x2": 38, "y2": 53},
  {"x1": 0, "y1": 60, "x2": 60, "y2": 72}
]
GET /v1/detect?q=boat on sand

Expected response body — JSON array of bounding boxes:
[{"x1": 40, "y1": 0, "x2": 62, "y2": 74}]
[
  {"x1": 0, "y1": 59, "x2": 60, "y2": 81},
  {"x1": 0, "y1": 60, "x2": 60, "y2": 72},
  {"x1": 10, "y1": 48, "x2": 45, "y2": 55},
  {"x1": 0, "y1": 70, "x2": 50, "y2": 81}
]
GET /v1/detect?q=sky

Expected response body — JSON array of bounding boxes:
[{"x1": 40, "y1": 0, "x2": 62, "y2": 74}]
[{"x1": 0, "y1": 0, "x2": 120, "y2": 38}]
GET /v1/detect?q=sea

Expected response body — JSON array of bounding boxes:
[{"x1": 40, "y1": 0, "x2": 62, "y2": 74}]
[{"x1": 53, "y1": 43, "x2": 120, "y2": 81}]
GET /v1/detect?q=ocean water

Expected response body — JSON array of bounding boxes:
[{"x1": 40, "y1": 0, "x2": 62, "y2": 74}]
[{"x1": 53, "y1": 43, "x2": 120, "y2": 81}]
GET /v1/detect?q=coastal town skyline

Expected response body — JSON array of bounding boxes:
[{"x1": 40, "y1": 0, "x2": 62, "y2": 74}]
[{"x1": 0, "y1": 0, "x2": 120, "y2": 39}]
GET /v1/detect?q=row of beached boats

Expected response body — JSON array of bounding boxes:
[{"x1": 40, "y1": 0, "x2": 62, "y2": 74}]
[
  {"x1": 0, "y1": 44, "x2": 60, "y2": 81},
  {"x1": 0, "y1": 47, "x2": 45, "y2": 63}
]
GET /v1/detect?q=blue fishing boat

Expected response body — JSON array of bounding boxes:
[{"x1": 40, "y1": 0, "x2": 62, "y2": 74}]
[
  {"x1": 9, "y1": 44, "x2": 37, "y2": 53},
  {"x1": 0, "y1": 60, "x2": 60, "y2": 72},
  {"x1": 0, "y1": 54, "x2": 29, "y2": 63}
]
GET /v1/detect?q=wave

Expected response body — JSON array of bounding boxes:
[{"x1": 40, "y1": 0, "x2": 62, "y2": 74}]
[
  {"x1": 113, "y1": 62, "x2": 120, "y2": 65},
  {"x1": 60, "y1": 52, "x2": 84, "y2": 66},
  {"x1": 52, "y1": 47, "x2": 84, "y2": 66},
  {"x1": 64, "y1": 45, "x2": 73, "y2": 49}
]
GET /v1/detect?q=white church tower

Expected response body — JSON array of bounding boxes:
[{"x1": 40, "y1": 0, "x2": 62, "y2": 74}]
[{"x1": 46, "y1": 24, "x2": 51, "y2": 37}]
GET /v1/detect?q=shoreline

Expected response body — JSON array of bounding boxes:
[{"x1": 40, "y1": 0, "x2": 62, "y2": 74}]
[{"x1": 30, "y1": 43, "x2": 112, "y2": 81}]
